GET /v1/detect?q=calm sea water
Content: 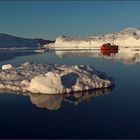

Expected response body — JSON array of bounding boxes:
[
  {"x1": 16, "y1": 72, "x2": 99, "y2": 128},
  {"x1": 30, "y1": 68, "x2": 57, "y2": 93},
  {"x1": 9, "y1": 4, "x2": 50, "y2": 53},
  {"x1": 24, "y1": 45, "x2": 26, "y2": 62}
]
[{"x1": 0, "y1": 49, "x2": 140, "y2": 138}]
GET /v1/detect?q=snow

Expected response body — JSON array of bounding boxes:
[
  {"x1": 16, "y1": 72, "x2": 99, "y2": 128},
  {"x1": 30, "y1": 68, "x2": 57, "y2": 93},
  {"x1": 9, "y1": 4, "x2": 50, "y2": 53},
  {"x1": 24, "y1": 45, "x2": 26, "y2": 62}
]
[
  {"x1": 0, "y1": 62, "x2": 112, "y2": 94},
  {"x1": 43, "y1": 27, "x2": 140, "y2": 49}
]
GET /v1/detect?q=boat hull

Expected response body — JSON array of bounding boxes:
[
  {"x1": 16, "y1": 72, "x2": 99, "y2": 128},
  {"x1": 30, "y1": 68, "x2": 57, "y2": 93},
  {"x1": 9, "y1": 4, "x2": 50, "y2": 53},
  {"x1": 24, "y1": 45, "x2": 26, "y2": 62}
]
[{"x1": 100, "y1": 43, "x2": 118, "y2": 50}]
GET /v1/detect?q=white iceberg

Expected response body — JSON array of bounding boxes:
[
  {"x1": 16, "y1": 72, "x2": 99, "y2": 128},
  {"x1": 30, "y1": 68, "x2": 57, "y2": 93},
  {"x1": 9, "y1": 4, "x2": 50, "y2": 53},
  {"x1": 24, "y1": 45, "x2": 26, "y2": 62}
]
[
  {"x1": 0, "y1": 62, "x2": 112, "y2": 94},
  {"x1": 43, "y1": 27, "x2": 140, "y2": 50}
]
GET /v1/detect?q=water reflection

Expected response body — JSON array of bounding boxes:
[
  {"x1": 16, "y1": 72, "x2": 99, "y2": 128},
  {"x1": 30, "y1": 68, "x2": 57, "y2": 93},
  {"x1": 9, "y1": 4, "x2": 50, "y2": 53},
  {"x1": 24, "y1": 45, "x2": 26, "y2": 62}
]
[
  {"x1": 0, "y1": 88, "x2": 112, "y2": 111},
  {"x1": 53, "y1": 48, "x2": 140, "y2": 65},
  {"x1": 0, "y1": 48, "x2": 140, "y2": 65},
  {"x1": 0, "y1": 49, "x2": 36, "y2": 62},
  {"x1": 26, "y1": 88, "x2": 112, "y2": 110}
]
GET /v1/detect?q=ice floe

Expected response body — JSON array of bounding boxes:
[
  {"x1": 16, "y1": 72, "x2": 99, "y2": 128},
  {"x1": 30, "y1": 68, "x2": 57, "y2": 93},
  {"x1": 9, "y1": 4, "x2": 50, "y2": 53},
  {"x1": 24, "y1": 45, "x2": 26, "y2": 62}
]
[{"x1": 0, "y1": 62, "x2": 112, "y2": 94}]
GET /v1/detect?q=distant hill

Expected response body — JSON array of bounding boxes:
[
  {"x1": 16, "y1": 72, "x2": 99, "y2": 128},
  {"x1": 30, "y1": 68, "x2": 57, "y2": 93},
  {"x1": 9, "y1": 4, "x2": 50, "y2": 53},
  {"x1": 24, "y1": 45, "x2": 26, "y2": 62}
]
[
  {"x1": 34, "y1": 38, "x2": 54, "y2": 47},
  {"x1": 0, "y1": 33, "x2": 54, "y2": 48}
]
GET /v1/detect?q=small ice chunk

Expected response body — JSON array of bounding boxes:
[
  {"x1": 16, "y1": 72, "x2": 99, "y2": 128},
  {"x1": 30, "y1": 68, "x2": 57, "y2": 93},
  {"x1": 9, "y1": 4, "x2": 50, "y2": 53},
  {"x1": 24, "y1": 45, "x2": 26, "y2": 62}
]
[
  {"x1": 2, "y1": 64, "x2": 13, "y2": 70},
  {"x1": 20, "y1": 80, "x2": 30, "y2": 87}
]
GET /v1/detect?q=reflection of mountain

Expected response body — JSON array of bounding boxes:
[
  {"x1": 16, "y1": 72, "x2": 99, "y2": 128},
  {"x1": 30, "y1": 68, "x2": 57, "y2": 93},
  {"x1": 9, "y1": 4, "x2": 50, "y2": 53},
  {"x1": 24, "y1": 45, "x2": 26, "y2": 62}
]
[
  {"x1": 28, "y1": 88, "x2": 111, "y2": 110},
  {"x1": 0, "y1": 50, "x2": 36, "y2": 62},
  {"x1": 54, "y1": 48, "x2": 140, "y2": 65}
]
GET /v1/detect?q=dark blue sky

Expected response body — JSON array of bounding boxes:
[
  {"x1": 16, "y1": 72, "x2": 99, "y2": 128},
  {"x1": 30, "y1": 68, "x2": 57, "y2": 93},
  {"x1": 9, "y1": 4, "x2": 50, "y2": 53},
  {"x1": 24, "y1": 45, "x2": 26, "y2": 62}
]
[{"x1": 0, "y1": 1, "x2": 140, "y2": 39}]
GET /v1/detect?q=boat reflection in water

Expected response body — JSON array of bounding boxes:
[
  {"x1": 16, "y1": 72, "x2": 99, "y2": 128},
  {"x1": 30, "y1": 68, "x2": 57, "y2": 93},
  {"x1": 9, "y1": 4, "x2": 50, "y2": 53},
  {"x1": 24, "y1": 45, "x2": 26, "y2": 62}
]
[{"x1": 100, "y1": 48, "x2": 118, "y2": 56}]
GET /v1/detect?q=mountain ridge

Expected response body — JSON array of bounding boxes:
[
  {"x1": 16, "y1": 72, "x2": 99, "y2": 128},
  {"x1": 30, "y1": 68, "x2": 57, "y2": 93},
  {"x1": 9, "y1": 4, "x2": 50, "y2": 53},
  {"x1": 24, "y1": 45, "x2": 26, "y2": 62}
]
[{"x1": 0, "y1": 33, "x2": 54, "y2": 48}]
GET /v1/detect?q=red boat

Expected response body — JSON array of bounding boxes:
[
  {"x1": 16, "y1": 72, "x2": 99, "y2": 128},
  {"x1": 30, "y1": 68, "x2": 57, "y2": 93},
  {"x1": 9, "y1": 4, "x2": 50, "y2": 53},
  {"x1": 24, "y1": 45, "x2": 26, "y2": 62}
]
[
  {"x1": 100, "y1": 43, "x2": 118, "y2": 50},
  {"x1": 101, "y1": 48, "x2": 118, "y2": 56}
]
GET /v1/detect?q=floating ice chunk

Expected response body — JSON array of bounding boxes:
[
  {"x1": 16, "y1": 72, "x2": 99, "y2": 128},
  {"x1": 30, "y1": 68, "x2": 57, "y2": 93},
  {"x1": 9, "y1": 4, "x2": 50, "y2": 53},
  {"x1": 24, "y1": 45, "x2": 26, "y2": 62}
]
[
  {"x1": 2, "y1": 64, "x2": 13, "y2": 70},
  {"x1": 0, "y1": 62, "x2": 113, "y2": 94}
]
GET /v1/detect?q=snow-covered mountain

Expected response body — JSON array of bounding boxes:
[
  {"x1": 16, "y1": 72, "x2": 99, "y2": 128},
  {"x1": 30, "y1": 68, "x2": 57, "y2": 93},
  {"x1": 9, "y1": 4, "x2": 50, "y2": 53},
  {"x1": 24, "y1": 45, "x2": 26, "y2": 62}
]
[
  {"x1": 44, "y1": 27, "x2": 140, "y2": 49},
  {"x1": 0, "y1": 33, "x2": 54, "y2": 48}
]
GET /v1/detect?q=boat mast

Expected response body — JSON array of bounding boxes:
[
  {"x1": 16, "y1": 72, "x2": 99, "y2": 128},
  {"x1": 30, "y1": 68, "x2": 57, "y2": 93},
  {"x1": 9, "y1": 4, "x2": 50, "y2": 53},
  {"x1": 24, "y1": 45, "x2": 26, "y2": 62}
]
[
  {"x1": 103, "y1": 34, "x2": 105, "y2": 44},
  {"x1": 112, "y1": 33, "x2": 115, "y2": 45}
]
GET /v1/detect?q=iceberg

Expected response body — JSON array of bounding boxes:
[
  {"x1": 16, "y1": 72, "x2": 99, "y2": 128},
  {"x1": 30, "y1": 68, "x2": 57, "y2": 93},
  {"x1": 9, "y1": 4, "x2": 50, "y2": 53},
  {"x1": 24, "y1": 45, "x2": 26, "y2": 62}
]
[
  {"x1": 0, "y1": 62, "x2": 112, "y2": 94},
  {"x1": 43, "y1": 27, "x2": 140, "y2": 50}
]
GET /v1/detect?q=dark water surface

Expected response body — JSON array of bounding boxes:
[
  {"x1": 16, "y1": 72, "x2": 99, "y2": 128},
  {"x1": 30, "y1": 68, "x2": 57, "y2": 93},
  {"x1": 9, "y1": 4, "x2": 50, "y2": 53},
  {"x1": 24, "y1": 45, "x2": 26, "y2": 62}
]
[{"x1": 0, "y1": 50, "x2": 140, "y2": 138}]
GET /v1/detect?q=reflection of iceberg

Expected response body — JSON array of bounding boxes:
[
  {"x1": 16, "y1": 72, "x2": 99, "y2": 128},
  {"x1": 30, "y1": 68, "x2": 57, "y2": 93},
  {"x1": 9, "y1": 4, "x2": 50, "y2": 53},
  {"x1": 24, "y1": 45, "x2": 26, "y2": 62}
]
[
  {"x1": 54, "y1": 49, "x2": 101, "y2": 58},
  {"x1": 0, "y1": 86, "x2": 112, "y2": 111},
  {"x1": 29, "y1": 93, "x2": 62, "y2": 110},
  {"x1": 54, "y1": 48, "x2": 140, "y2": 65},
  {"x1": 28, "y1": 88, "x2": 111, "y2": 110}
]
